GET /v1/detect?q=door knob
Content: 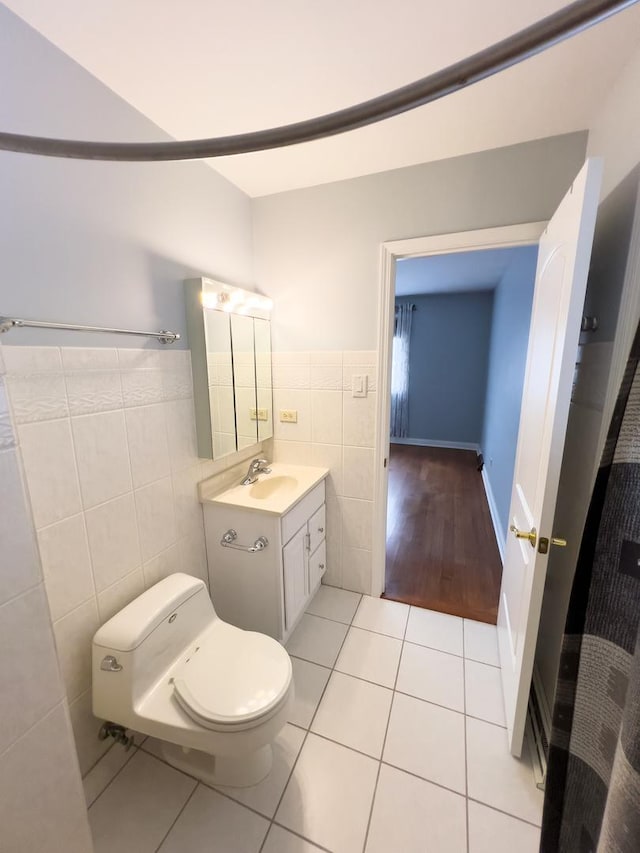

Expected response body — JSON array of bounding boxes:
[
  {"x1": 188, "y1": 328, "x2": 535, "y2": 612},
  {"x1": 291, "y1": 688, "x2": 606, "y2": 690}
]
[{"x1": 510, "y1": 525, "x2": 537, "y2": 548}]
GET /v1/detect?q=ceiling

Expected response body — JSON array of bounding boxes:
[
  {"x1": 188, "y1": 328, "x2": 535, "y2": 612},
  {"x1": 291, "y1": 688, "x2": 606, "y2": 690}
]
[
  {"x1": 4, "y1": 1, "x2": 640, "y2": 197},
  {"x1": 395, "y1": 246, "x2": 533, "y2": 296}
]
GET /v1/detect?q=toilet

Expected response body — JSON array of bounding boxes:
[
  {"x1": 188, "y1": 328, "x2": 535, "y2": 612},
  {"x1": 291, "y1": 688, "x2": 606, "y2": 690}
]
[{"x1": 92, "y1": 572, "x2": 293, "y2": 787}]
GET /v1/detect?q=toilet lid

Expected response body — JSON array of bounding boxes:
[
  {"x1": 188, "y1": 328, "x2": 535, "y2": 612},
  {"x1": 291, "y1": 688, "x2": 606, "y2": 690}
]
[{"x1": 172, "y1": 621, "x2": 292, "y2": 727}]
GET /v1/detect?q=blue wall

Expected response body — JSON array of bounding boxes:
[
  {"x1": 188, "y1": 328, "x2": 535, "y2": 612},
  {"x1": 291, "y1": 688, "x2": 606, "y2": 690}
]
[
  {"x1": 481, "y1": 246, "x2": 539, "y2": 542},
  {"x1": 401, "y1": 291, "x2": 494, "y2": 444}
]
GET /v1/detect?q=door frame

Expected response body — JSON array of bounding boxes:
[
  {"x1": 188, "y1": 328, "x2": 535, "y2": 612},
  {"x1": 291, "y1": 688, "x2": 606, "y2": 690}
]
[{"x1": 372, "y1": 222, "x2": 548, "y2": 597}]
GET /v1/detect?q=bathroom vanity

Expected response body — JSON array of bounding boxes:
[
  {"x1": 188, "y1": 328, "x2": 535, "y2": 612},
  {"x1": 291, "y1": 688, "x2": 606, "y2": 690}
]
[{"x1": 201, "y1": 464, "x2": 329, "y2": 642}]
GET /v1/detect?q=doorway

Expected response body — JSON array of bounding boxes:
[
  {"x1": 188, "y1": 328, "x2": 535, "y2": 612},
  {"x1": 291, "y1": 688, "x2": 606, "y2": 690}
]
[
  {"x1": 382, "y1": 245, "x2": 539, "y2": 622},
  {"x1": 372, "y1": 223, "x2": 545, "y2": 604}
]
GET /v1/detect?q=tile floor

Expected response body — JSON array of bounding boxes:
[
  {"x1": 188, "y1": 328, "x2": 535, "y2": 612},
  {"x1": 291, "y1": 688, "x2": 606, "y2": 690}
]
[{"x1": 84, "y1": 586, "x2": 543, "y2": 852}]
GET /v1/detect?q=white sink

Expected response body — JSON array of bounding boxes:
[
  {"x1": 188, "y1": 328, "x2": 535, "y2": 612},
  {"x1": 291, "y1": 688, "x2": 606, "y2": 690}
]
[
  {"x1": 201, "y1": 463, "x2": 328, "y2": 516},
  {"x1": 249, "y1": 475, "x2": 299, "y2": 500}
]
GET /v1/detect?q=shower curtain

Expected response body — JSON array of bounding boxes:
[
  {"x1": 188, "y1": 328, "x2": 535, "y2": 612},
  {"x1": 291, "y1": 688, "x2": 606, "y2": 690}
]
[
  {"x1": 541, "y1": 323, "x2": 640, "y2": 853},
  {"x1": 390, "y1": 303, "x2": 413, "y2": 438}
]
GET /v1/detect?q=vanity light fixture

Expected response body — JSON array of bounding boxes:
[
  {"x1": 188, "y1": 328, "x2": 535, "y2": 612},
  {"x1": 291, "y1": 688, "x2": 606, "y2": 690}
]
[{"x1": 200, "y1": 281, "x2": 273, "y2": 319}]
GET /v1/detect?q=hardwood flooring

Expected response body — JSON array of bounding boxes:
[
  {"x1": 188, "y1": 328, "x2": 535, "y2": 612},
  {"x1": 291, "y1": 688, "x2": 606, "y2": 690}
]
[{"x1": 383, "y1": 444, "x2": 502, "y2": 624}]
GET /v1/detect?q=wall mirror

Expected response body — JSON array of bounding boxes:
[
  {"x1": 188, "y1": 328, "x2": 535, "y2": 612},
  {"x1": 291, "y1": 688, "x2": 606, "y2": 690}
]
[{"x1": 185, "y1": 277, "x2": 273, "y2": 460}]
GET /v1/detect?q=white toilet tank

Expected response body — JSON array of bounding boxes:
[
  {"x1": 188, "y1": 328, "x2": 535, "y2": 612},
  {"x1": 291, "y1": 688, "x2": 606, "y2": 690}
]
[{"x1": 93, "y1": 574, "x2": 215, "y2": 723}]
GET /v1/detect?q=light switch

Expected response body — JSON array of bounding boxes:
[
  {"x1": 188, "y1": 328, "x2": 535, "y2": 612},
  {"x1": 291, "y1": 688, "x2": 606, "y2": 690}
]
[
  {"x1": 352, "y1": 374, "x2": 368, "y2": 398},
  {"x1": 280, "y1": 409, "x2": 298, "y2": 423}
]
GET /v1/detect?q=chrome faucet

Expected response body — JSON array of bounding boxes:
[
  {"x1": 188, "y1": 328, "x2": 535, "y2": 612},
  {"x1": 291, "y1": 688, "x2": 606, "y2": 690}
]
[{"x1": 241, "y1": 457, "x2": 271, "y2": 485}]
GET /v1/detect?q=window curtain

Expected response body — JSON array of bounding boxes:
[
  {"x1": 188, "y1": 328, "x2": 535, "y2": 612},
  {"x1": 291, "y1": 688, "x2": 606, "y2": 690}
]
[
  {"x1": 541, "y1": 322, "x2": 640, "y2": 852},
  {"x1": 390, "y1": 303, "x2": 413, "y2": 438}
]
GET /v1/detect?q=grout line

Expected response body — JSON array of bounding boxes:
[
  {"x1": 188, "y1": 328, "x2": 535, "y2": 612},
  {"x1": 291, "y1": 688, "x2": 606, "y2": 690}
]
[
  {"x1": 289, "y1": 650, "x2": 506, "y2": 729},
  {"x1": 303, "y1": 610, "x2": 359, "y2": 627},
  {"x1": 360, "y1": 597, "x2": 409, "y2": 853},
  {"x1": 380, "y1": 758, "x2": 467, "y2": 799},
  {"x1": 82, "y1": 738, "x2": 143, "y2": 807},
  {"x1": 269, "y1": 821, "x2": 334, "y2": 852},
  {"x1": 467, "y1": 796, "x2": 543, "y2": 829},
  {"x1": 257, "y1": 593, "x2": 363, "y2": 853},
  {"x1": 83, "y1": 738, "x2": 116, "y2": 781},
  {"x1": 153, "y1": 780, "x2": 199, "y2": 853},
  {"x1": 305, "y1": 607, "x2": 501, "y2": 668},
  {"x1": 87, "y1": 744, "x2": 140, "y2": 811}
]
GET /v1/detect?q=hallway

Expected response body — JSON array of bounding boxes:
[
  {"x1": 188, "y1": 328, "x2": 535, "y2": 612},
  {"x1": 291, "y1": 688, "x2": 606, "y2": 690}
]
[{"x1": 383, "y1": 445, "x2": 502, "y2": 623}]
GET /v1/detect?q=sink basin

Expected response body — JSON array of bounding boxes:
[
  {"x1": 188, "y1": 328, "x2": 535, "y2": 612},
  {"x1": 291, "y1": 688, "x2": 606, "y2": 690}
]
[
  {"x1": 201, "y1": 462, "x2": 329, "y2": 515},
  {"x1": 249, "y1": 475, "x2": 298, "y2": 500}
]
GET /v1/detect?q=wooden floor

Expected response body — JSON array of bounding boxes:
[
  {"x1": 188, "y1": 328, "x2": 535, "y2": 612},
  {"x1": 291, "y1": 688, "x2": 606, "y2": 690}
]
[{"x1": 383, "y1": 444, "x2": 502, "y2": 624}]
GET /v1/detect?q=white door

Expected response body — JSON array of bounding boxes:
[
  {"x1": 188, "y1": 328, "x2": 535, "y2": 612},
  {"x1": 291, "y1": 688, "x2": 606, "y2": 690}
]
[{"x1": 498, "y1": 158, "x2": 602, "y2": 755}]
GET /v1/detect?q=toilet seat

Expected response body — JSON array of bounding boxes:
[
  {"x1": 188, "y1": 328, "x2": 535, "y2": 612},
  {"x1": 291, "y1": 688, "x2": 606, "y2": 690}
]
[{"x1": 172, "y1": 621, "x2": 292, "y2": 733}]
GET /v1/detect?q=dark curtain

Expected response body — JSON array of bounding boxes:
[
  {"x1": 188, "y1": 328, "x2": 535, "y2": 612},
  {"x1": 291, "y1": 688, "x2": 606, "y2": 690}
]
[{"x1": 541, "y1": 324, "x2": 640, "y2": 852}]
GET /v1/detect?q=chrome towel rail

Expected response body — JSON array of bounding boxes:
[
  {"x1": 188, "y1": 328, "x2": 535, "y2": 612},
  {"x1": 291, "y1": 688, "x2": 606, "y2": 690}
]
[
  {"x1": 0, "y1": 316, "x2": 180, "y2": 344},
  {"x1": 220, "y1": 529, "x2": 269, "y2": 553}
]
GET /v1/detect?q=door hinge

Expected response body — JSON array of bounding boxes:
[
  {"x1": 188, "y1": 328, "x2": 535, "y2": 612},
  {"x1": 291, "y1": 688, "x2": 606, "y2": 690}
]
[
  {"x1": 305, "y1": 532, "x2": 311, "y2": 552},
  {"x1": 383, "y1": 457, "x2": 388, "y2": 468}
]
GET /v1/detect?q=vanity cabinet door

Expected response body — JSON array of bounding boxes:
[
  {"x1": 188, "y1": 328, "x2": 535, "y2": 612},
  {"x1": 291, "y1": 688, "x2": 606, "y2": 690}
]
[
  {"x1": 307, "y1": 504, "x2": 326, "y2": 556},
  {"x1": 283, "y1": 525, "x2": 308, "y2": 630},
  {"x1": 308, "y1": 540, "x2": 327, "y2": 593}
]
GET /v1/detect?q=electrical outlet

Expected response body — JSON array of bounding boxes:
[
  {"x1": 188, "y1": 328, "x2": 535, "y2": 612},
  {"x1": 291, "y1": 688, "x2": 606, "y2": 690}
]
[
  {"x1": 279, "y1": 409, "x2": 298, "y2": 423},
  {"x1": 250, "y1": 408, "x2": 269, "y2": 421}
]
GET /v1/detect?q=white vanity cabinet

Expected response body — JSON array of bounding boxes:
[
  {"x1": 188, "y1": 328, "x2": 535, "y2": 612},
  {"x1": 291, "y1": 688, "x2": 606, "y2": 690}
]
[
  {"x1": 283, "y1": 500, "x2": 327, "y2": 631},
  {"x1": 201, "y1": 466, "x2": 328, "y2": 643}
]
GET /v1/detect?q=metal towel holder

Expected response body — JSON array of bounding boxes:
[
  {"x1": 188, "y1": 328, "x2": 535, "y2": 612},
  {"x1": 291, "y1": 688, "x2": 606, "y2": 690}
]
[{"x1": 220, "y1": 529, "x2": 269, "y2": 553}]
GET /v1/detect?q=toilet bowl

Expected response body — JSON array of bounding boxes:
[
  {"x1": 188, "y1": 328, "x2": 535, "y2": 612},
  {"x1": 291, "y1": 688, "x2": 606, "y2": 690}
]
[{"x1": 92, "y1": 573, "x2": 293, "y2": 787}]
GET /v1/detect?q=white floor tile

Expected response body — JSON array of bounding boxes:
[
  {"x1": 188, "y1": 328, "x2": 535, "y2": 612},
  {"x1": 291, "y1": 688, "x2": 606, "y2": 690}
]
[
  {"x1": 305, "y1": 584, "x2": 361, "y2": 624},
  {"x1": 276, "y1": 733, "x2": 378, "y2": 853},
  {"x1": 311, "y1": 672, "x2": 393, "y2": 758},
  {"x1": 262, "y1": 825, "x2": 325, "y2": 852},
  {"x1": 405, "y1": 608, "x2": 464, "y2": 656},
  {"x1": 397, "y1": 642, "x2": 465, "y2": 712},
  {"x1": 464, "y1": 620, "x2": 500, "y2": 667},
  {"x1": 352, "y1": 596, "x2": 409, "y2": 639},
  {"x1": 159, "y1": 784, "x2": 268, "y2": 852},
  {"x1": 83, "y1": 743, "x2": 137, "y2": 807},
  {"x1": 465, "y1": 659, "x2": 506, "y2": 726},
  {"x1": 468, "y1": 800, "x2": 541, "y2": 853},
  {"x1": 335, "y1": 626, "x2": 402, "y2": 688},
  {"x1": 383, "y1": 693, "x2": 466, "y2": 794},
  {"x1": 215, "y1": 724, "x2": 305, "y2": 818},
  {"x1": 89, "y1": 751, "x2": 196, "y2": 853},
  {"x1": 286, "y1": 614, "x2": 348, "y2": 667},
  {"x1": 466, "y1": 717, "x2": 544, "y2": 825},
  {"x1": 366, "y1": 764, "x2": 467, "y2": 853},
  {"x1": 290, "y1": 657, "x2": 331, "y2": 729}
]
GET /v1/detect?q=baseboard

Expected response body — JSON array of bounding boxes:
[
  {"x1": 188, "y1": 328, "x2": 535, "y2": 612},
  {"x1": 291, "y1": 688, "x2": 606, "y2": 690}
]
[
  {"x1": 481, "y1": 467, "x2": 506, "y2": 564},
  {"x1": 390, "y1": 437, "x2": 480, "y2": 451}
]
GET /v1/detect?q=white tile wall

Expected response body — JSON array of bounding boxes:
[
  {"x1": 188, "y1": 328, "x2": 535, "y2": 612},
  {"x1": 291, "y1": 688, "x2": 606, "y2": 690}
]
[
  {"x1": 0, "y1": 343, "x2": 92, "y2": 849},
  {"x1": 4, "y1": 344, "x2": 211, "y2": 775},
  {"x1": 270, "y1": 350, "x2": 377, "y2": 593}
]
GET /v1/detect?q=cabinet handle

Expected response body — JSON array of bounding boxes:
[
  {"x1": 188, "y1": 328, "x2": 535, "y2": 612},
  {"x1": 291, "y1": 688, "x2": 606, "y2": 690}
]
[
  {"x1": 319, "y1": 563, "x2": 325, "y2": 570},
  {"x1": 318, "y1": 527, "x2": 324, "y2": 533}
]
